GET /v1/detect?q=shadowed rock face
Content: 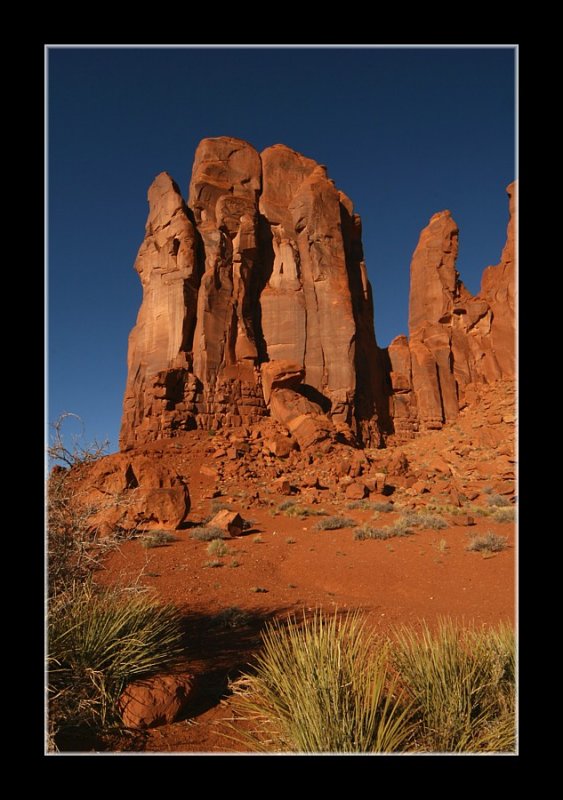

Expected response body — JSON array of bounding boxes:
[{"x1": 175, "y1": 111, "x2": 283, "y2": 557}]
[
  {"x1": 388, "y1": 182, "x2": 516, "y2": 436},
  {"x1": 120, "y1": 137, "x2": 388, "y2": 451}
]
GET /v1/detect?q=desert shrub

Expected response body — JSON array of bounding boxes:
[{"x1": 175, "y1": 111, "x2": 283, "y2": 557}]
[
  {"x1": 214, "y1": 607, "x2": 250, "y2": 629},
  {"x1": 485, "y1": 494, "x2": 511, "y2": 508},
  {"x1": 402, "y1": 512, "x2": 448, "y2": 531},
  {"x1": 189, "y1": 526, "x2": 227, "y2": 541},
  {"x1": 204, "y1": 559, "x2": 223, "y2": 568},
  {"x1": 467, "y1": 532, "x2": 508, "y2": 553},
  {"x1": 141, "y1": 530, "x2": 178, "y2": 548},
  {"x1": 278, "y1": 501, "x2": 327, "y2": 518},
  {"x1": 354, "y1": 520, "x2": 414, "y2": 541},
  {"x1": 345, "y1": 500, "x2": 386, "y2": 511},
  {"x1": 48, "y1": 412, "x2": 109, "y2": 468},
  {"x1": 47, "y1": 451, "x2": 135, "y2": 598},
  {"x1": 228, "y1": 611, "x2": 413, "y2": 753},
  {"x1": 48, "y1": 585, "x2": 183, "y2": 748},
  {"x1": 371, "y1": 502, "x2": 395, "y2": 513},
  {"x1": 392, "y1": 619, "x2": 515, "y2": 752},
  {"x1": 207, "y1": 539, "x2": 228, "y2": 557},
  {"x1": 314, "y1": 516, "x2": 357, "y2": 531},
  {"x1": 211, "y1": 498, "x2": 231, "y2": 513},
  {"x1": 492, "y1": 508, "x2": 516, "y2": 523}
]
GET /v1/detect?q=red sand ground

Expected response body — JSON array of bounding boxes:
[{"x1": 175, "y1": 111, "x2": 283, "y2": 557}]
[{"x1": 92, "y1": 381, "x2": 516, "y2": 753}]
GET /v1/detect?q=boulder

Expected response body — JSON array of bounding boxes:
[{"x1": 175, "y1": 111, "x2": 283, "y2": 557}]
[
  {"x1": 346, "y1": 482, "x2": 367, "y2": 500},
  {"x1": 209, "y1": 509, "x2": 244, "y2": 537},
  {"x1": 119, "y1": 674, "x2": 196, "y2": 730}
]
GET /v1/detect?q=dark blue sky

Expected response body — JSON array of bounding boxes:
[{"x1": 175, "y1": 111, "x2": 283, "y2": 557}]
[{"x1": 48, "y1": 46, "x2": 516, "y2": 453}]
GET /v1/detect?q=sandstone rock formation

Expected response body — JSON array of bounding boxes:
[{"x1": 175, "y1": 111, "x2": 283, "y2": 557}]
[
  {"x1": 120, "y1": 137, "x2": 388, "y2": 451},
  {"x1": 387, "y1": 182, "x2": 516, "y2": 437},
  {"x1": 120, "y1": 137, "x2": 515, "y2": 451}
]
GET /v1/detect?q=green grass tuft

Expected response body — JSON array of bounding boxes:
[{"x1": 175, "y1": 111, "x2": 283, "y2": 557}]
[
  {"x1": 48, "y1": 585, "x2": 183, "y2": 745},
  {"x1": 228, "y1": 610, "x2": 414, "y2": 753},
  {"x1": 392, "y1": 618, "x2": 515, "y2": 752}
]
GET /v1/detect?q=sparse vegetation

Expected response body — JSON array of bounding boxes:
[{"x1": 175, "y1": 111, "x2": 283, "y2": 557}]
[
  {"x1": 314, "y1": 516, "x2": 357, "y2": 531},
  {"x1": 346, "y1": 499, "x2": 386, "y2": 511},
  {"x1": 214, "y1": 607, "x2": 250, "y2": 629},
  {"x1": 392, "y1": 619, "x2": 515, "y2": 752},
  {"x1": 229, "y1": 559, "x2": 241, "y2": 568},
  {"x1": 371, "y1": 502, "x2": 395, "y2": 513},
  {"x1": 485, "y1": 494, "x2": 511, "y2": 508},
  {"x1": 211, "y1": 498, "x2": 231, "y2": 513},
  {"x1": 207, "y1": 539, "x2": 228, "y2": 558},
  {"x1": 48, "y1": 585, "x2": 183, "y2": 749},
  {"x1": 48, "y1": 412, "x2": 109, "y2": 467},
  {"x1": 204, "y1": 559, "x2": 223, "y2": 568},
  {"x1": 228, "y1": 611, "x2": 414, "y2": 753},
  {"x1": 228, "y1": 612, "x2": 515, "y2": 753},
  {"x1": 286, "y1": 537, "x2": 297, "y2": 544},
  {"x1": 278, "y1": 501, "x2": 327, "y2": 518},
  {"x1": 253, "y1": 534, "x2": 264, "y2": 544},
  {"x1": 402, "y1": 511, "x2": 448, "y2": 531},
  {"x1": 467, "y1": 532, "x2": 508, "y2": 553},
  {"x1": 250, "y1": 586, "x2": 268, "y2": 593},
  {"x1": 140, "y1": 530, "x2": 178, "y2": 548},
  {"x1": 189, "y1": 526, "x2": 227, "y2": 541},
  {"x1": 492, "y1": 508, "x2": 515, "y2": 523},
  {"x1": 354, "y1": 519, "x2": 414, "y2": 541}
]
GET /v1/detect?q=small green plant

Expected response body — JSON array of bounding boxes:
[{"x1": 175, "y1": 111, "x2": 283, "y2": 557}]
[
  {"x1": 314, "y1": 516, "x2": 357, "y2": 531},
  {"x1": 466, "y1": 533, "x2": 508, "y2": 553},
  {"x1": 229, "y1": 559, "x2": 241, "y2": 568},
  {"x1": 189, "y1": 526, "x2": 226, "y2": 541},
  {"x1": 207, "y1": 539, "x2": 228, "y2": 558},
  {"x1": 140, "y1": 530, "x2": 178, "y2": 549}
]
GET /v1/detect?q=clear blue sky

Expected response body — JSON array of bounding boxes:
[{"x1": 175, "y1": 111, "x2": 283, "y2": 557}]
[{"x1": 47, "y1": 46, "x2": 516, "y2": 454}]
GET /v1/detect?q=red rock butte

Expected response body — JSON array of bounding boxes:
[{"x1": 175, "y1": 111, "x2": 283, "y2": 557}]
[{"x1": 120, "y1": 136, "x2": 516, "y2": 452}]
